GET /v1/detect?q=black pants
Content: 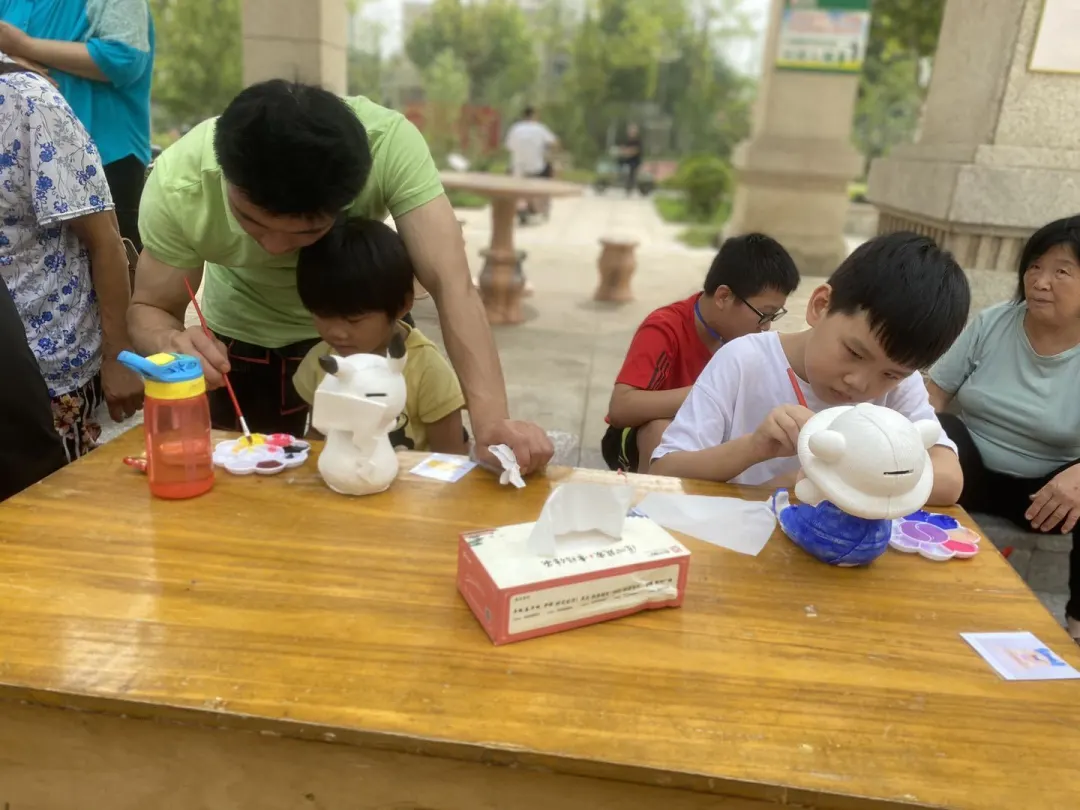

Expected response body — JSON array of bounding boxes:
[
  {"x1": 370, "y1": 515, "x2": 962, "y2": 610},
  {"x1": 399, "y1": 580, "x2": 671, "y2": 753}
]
[
  {"x1": 940, "y1": 413, "x2": 1080, "y2": 619},
  {"x1": 208, "y1": 333, "x2": 321, "y2": 437},
  {"x1": 0, "y1": 283, "x2": 67, "y2": 502},
  {"x1": 620, "y1": 158, "x2": 640, "y2": 194},
  {"x1": 601, "y1": 425, "x2": 640, "y2": 472},
  {"x1": 103, "y1": 154, "x2": 146, "y2": 254}
]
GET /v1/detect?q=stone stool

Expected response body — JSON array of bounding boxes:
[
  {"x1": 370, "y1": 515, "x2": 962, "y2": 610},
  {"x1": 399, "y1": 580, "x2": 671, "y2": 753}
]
[
  {"x1": 478, "y1": 248, "x2": 529, "y2": 298},
  {"x1": 594, "y1": 236, "x2": 639, "y2": 303}
]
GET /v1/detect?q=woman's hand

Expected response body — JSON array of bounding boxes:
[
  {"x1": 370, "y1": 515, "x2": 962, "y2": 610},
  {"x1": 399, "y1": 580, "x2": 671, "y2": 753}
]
[{"x1": 1026, "y1": 465, "x2": 1080, "y2": 533}]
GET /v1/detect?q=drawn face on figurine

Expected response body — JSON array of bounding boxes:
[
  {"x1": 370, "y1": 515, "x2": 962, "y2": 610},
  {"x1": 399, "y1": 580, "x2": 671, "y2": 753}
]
[{"x1": 312, "y1": 333, "x2": 408, "y2": 439}]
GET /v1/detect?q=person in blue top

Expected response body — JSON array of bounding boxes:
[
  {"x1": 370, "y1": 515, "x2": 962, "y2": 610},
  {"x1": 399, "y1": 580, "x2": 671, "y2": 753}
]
[{"x1": 0, "y1": 0, "x2": 153, "y2": 261}]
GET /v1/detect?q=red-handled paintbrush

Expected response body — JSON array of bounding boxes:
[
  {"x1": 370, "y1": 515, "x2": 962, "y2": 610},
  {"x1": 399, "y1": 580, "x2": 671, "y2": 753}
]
[{"x1": 183, "y1": 277, "x2": 252, "y2": 444}]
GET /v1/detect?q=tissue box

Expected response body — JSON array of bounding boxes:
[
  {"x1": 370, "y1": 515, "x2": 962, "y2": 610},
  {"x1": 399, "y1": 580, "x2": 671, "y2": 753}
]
[{"x1": 457, "y1": 516, "x2": 691, "y2": 645}]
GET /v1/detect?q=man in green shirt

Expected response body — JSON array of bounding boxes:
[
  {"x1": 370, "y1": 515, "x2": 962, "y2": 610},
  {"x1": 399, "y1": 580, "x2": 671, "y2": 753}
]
[{"x1": 129, "y1": 80, "x2": 552, "y2": 472}]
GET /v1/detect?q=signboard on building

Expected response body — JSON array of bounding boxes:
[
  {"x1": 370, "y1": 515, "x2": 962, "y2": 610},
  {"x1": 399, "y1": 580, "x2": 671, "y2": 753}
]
[
  {"x1": 775, "y1": 0, "x2": 872, "y2": 74},
  {"x1": 1029, "y1": 0, "x2": 1080, "y2": 75}
]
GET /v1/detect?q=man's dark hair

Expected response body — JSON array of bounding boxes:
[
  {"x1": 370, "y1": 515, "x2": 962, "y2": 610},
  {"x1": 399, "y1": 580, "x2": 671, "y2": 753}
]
[
  {"x1": 214, "y1": 80, "x2": 372, "y2": 218},
  {"x1": 704, "y1": 233, "x2": 800, "y2": 298},
  {"x1": 522, "y1": 105, "x2": 536, "y2": 119},
  {"x1": 1016, "y1": 215, "x2": 1080, "y2": 301},
  {"x1": 297, "y1": 218, "x2": 414, "y2": 320},
  {"x1": 827, "y1": 232, "x2": 970, "y2": 370}
]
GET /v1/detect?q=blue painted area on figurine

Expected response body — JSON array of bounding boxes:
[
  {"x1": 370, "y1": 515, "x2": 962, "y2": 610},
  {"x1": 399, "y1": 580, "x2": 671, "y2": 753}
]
[{"x1": 772, "y1": 491, "x2": 892, "y2": 567}]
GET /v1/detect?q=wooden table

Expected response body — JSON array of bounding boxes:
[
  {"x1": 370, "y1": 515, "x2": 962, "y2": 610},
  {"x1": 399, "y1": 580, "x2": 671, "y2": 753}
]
[
  {"x1": 1, "y1": 431, "x2": 1079, "y2": 810},
  {"x1": 441, "y1": 171, "x2": 582, "y2": 325}
]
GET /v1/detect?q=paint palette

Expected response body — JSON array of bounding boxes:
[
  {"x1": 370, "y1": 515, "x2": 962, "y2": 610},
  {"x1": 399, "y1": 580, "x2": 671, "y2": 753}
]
[
  {"x1": 888, "y1": 510, "x2": 981, "y2": 561},
  {"x1": 212, "y1": 433, "x2": 311, "y2": 476}
]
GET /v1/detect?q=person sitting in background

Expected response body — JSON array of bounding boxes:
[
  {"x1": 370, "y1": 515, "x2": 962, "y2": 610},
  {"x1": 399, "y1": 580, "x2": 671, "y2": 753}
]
[
  {"x1": 292, "y1": 218, "x2": 468, "y2": 455},
  {"x1": 0, "y1": 54, "x2": 142, "y2": 459},
  {"x1": 651, "y1": 232, "x2": 969, "y2": 503},
  {"x1": 602, "y1": 233, "x2": 799, "y2": 472},
  {"x1": 616, "y1": 123, "x2": 643, "y2": 196},
  {"x1": 926, "y1": 216, "x2": 1080, "y2": 642},
  {"x1": 504, "y1": 105, "x2": 558, "y2": 222},
  {"x1": 0, "y1": 0, "x2": 155, "y2": 262}
]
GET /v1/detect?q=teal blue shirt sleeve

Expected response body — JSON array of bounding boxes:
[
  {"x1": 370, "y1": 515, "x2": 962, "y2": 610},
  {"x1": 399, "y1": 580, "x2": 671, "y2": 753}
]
[
  {"x1": 928, "y1": 311, "x2": 985, "y2": 395},
  {"x1": 86, "y1": 38, "x2": 150, "y2": 88}
]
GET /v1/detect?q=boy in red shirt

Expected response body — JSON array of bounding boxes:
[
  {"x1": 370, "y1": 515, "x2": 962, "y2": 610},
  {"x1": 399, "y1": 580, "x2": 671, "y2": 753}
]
[{"x1": 602, "y1": 233, "x2": 799, "y2": 471}]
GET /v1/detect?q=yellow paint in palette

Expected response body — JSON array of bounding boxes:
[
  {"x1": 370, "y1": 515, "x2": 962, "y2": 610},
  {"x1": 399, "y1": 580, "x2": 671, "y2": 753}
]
[{"x1": 231, "y1": 433, "x2": 267, "y2": 453}]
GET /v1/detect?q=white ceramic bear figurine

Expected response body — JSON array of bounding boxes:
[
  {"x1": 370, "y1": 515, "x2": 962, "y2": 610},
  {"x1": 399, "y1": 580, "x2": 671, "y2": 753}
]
[
  {"x1": 793, "y1": 403, "x2": 941, "y2": 520},
  {"x1": 311, "y1": 333, "x2": 407, "y2": 496}
]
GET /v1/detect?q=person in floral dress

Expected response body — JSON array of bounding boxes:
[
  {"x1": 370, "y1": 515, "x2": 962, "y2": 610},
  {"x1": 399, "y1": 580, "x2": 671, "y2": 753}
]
[{"x1": 0, "y1": 53, "x2": 141, "y2": 460}]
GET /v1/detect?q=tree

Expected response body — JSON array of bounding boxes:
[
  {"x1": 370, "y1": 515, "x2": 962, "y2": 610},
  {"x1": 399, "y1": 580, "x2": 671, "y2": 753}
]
[
  {"x1": 405, "y1": 0, "x2": 537, "y2": 106},
  {"x1": 868, "y1": 0, "x2": 945, "y2": 60},
  {"x1": 419, "y1": 50, "x2": 470, "y2": 165},
  {"x1": 552, "y1": 0, "x2": 752, "y2": 162},
  {"x1": 149, "y1": 0, "x2": 244, "y2": 130},
  {"x1": 853, "y1": 0, "x2": 946, "y2": 171}
]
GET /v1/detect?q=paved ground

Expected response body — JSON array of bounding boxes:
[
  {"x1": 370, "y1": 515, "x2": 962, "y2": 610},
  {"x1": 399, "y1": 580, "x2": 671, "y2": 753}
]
[{"x1": 100, "y1": 190, "x2": 1068, "y2": 623}]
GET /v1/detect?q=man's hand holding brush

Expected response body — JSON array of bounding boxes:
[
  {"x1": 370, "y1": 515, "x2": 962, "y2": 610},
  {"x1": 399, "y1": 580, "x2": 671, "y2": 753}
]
[{"x1": 165, "y1": 326, "x2": 231, "y2": 390}]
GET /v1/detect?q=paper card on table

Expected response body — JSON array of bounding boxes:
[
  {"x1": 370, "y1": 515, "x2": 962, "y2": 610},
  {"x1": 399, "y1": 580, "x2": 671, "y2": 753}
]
[
  {"x1": 635, "y1": 493, "x2": 776, "y2": 556},
  {"x1": 410, "y1": 454, "x2": 478, "y2": 483},
  {"x1": 527, "y1": 482, "x2": 634, "y2": 557},
  {"x1": 961, "y1": 632, "x2": 1080, "y2": 681}
]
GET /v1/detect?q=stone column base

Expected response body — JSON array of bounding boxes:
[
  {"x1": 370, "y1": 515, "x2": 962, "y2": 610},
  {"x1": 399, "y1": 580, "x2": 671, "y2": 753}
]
[
  {"x1": 869, "y1": 145, "x2": 1080, "y2": 272},
  {"x1": 874, "y1": 208, "x2": 1033, "y2": 274}
]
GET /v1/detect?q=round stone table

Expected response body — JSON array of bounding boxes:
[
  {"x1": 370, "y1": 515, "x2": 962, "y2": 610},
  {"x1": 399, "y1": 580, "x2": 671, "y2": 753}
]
[{"x1": 440, "y1": 171, "x2": 583, "y2": 325}]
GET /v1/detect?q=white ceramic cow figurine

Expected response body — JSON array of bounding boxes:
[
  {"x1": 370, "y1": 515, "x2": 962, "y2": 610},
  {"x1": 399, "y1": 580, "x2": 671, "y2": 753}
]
[{"x1": 312, "y1": 333, "x2": 407, "y2": 496}]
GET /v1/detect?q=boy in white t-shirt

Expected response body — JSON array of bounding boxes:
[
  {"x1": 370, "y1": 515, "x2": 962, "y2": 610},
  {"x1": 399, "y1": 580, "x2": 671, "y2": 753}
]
[{"x1": 651, "y1": 233, "x2": 970, "y2": 507}]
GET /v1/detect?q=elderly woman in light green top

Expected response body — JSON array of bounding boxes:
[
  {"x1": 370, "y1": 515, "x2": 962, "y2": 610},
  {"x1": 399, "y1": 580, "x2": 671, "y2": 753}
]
[{"x1": 926, "y1": 216, "x2": 1080, "y2": 641}]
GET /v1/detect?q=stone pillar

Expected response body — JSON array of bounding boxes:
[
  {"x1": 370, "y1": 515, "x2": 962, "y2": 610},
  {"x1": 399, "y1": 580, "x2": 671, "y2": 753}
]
[
  {"x1": 868, "y1": 0, "x2": 1080, "y2": 274},
  {"x1": 724, "y1": 0, "x2": 867, "y2": 276},
  {"x1": 241, "y1": 0, "x2": 348, "y2": 95}
]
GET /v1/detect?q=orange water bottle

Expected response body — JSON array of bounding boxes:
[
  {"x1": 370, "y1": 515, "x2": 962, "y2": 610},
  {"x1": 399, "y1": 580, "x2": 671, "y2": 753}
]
[{"x1": 118, "y1": 351, "x2": 214, "y2": 499}]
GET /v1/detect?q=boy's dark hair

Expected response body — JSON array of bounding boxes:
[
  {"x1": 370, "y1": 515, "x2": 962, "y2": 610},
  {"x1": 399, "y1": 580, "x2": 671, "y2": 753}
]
[
  {"x1": 1016, "y1": 216, "x2": 1080, "y2": 301},
  {"x1": 522, "y1": 105, "x2": 536, "y2": 118},
  {"x1": 214, "y1": 80, "x2": 372, "y2": 218},
  {"x1": 297, "y1": 218, "x2": 414, "y2": 320},
  {"x1": 704, "y1": 233, "x2": 800, "y2": 298},
  {"x1": 827, "y1": 232, "x2": 970, "y2": 370}
]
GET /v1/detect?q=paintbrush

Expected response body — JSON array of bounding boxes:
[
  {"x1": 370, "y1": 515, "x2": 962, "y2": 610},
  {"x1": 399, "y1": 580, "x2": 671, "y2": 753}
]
[{"x1": 183, "y1": 277, "x2": 252, "y2": 445}]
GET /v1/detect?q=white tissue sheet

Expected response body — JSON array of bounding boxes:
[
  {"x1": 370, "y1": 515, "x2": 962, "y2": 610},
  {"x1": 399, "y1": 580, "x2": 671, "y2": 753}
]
[
  {"x1": 527, "y1": 482, "x2": 634, "y2": 557},
  {"x1": 635, "y1": 493, "x2": 776, "y2": 556}
]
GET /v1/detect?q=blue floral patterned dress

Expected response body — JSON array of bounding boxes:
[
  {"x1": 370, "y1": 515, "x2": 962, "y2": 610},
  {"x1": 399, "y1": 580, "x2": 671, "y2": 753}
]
[{"x1": 0, "y1": 67, "x2": 113, "y2": 458}]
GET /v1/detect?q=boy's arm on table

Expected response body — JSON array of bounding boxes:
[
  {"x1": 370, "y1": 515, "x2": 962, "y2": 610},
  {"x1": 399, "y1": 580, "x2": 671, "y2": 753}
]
[
  {"x1": 650, "y1": 434, "x2": 766, "y2": 483},
  {"x1": 646, "y1": 362, "x2": 756, "y2": 481},
  {"x1": 927, "y1": 445, "x2": 963, "y2": 506}
]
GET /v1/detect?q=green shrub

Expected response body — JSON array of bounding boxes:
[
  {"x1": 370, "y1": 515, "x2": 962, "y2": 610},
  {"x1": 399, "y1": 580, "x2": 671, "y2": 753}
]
[
  {"x1": 668, "y1": 155, "x2": 732, "y2": 222},
  {"x1": 654, "y1": 196, "x2": 689, "y2": 223}
]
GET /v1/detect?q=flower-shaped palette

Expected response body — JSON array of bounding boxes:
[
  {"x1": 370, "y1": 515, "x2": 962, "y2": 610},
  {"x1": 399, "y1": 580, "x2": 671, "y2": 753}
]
[
  {"x1": 889, "y1": 510, "x2": 981, "y2": 561},
  {"x1": 212, "y1": 433, "x2": 311, "y2": 476}
]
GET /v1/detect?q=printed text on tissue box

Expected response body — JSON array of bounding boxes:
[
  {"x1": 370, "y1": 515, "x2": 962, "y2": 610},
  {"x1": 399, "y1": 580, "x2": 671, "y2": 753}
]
[{"x1": 508, "y1": 565, "x2": 681, "y2": 633}]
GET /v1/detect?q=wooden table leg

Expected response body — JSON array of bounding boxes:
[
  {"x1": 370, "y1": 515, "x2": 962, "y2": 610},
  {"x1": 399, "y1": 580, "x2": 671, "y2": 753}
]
[{"x1": 479, "y1": 197, "x2": 525, "y2": 325}]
